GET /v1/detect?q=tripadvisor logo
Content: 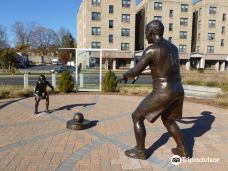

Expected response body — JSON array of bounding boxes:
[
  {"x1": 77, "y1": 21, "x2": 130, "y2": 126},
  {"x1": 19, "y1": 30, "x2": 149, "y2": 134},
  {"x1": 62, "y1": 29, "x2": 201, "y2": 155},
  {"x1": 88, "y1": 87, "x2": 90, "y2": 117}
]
[
  {"x1": 170, "y1": 155, "x2": 220, "y2": 165},
  {"x1": 171, "y1": 155, "x2": 182, "y2": 165}
]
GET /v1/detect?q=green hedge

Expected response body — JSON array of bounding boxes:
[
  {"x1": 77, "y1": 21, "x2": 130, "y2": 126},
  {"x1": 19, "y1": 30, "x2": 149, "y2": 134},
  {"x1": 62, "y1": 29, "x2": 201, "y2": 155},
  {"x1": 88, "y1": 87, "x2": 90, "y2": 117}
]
[
  {"x1": 58, "y1": 71, "x2": 75, "y2": 93},
  {"x1": 102, "y1": 70, "x2": 117, "y2": 92}
]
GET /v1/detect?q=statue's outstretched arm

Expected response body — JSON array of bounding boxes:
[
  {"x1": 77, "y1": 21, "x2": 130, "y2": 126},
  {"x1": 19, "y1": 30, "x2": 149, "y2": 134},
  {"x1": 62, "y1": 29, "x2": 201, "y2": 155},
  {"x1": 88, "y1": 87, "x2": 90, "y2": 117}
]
[
  {"x1": 124, "y1": 49, "x2": 152, "y2": 79},
  {"x1": 47, "y1": 81, "x2": 54, "y2": 91}
]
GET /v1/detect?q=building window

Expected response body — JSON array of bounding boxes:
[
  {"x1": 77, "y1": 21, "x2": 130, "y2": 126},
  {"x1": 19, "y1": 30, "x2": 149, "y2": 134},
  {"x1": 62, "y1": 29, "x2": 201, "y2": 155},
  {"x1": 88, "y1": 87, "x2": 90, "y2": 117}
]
[
  {"x1": 122, "y1": 0, "x2": 130, "y2": 8},
  {"x1": 121, "y1": 43, "x2": 129, "y2": 51},
  {"x1": 168, "y1": 37, "x2": 172, "y2": 42},
  {"x1": 207, "y1": 46, "x2": 214, "y2": 53},
  {"x1": 109, "y1": 20, "x2": 113, "y2": 28},
  {"x1": 198, "y1": 20, "x2": 201, "y2": 29},
  {"x1": 121, "y1": 28, "x2": 130, "y2": 36},
  {"x1": 108, "y1": 5, "x2": 114, "y2": 14},
  {"x1": 169, "y1": 10, "x2": 174, "y2": 18},
  {"x1": 109, "y1": 35, "x2": 113, "y2": 43},
  {"x1": 109, "y1": 5, "x2": 114, "y2": 13},
  {"x1": 91, "y1": 27, "x2": 101, "y2": 35},
  {"x1": 169, "y1": 23, "x2": 173, "y2": 31},
  {"x1": 91, "y1": 42, "x2": 101, "y2": 49},
  {"x1": 179, "y1": 45, "x2": 187, "y2": 52},
  {"x1": 222, "y1": 26, "x2": 225, "y2": 34},
  {"x1": 154, "y1": 2, "x2": 162, "y2": 10},
  {"x1": 209, "y1": 6, "x2": 216, "y2": 14},
  {"x1": 180, "y1": 18, "x2": 188, "y2": 26},
  {"x1": 122, "y1": 14, "x2": 130, "y2": 22},
  {"x1": 92, "y1": 12, "x2": 101, "y2": 21},
  {"x1": 181, "y1": 4, "x2": 188, "y2": 12},
  {"x1": 208, "y1": 33, "x2": 215, "y2": 40},
  {"x1": 222, "y1": 13, "x2": 226, "y2": 21},
  {"x1": 92, "y1": 0, "x2": 100, "y2": 6},
  {"x1": 221, "y1": 39, "x2": 224, "y2": 47},
  {"x1": 197, "y1": 33, "x2": 200, "y2": 41},
  {"x1": 197, "y1": 46, "x2": 200, "y2": 52},
  {"x1": 199, "y1": 8, "x2": 202, "y2": 16},
  {"x1": 180, "y1": 31, "x2": 187, "y2": 39},
  {"x1": 208, "y1": 20, "x2": 216, "y2": 28},
  {"x1": 154, "y1": 16, "x2": 162, "y2": 21}
]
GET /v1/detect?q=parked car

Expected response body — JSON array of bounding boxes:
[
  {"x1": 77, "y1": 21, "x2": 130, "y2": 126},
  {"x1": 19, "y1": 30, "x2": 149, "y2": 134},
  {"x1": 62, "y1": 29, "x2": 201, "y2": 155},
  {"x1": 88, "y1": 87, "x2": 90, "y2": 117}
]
[
  {"x1": 16, "y1": 60, "x2": 32, "y2": 68},
  {"x1": 50, "y1": 66, "x2": 75, "y2": 73}
]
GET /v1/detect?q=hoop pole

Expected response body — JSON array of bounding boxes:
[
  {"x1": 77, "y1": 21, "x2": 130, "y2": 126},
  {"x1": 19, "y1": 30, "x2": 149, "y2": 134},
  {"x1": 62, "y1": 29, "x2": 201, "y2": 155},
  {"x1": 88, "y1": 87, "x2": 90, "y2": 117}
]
[
  {"x1": 58, "y1": 48, "x2": 118, "y2": 92},
  {"x1": 100, "y1": 49, "x2": 102, "y2": 92},
  {"x1": 75, "y1": 49, "x2": 78, "y2": 83}
]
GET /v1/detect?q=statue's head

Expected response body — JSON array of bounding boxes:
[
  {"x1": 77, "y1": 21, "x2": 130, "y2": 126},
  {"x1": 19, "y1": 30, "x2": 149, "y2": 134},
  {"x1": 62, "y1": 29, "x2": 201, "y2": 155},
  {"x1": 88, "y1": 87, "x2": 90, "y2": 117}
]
[
  {"x1": 145, "y1": 20, "x2": 164, "y2": 43},
  {"x1": 39, "y1": 74, "x2": 46, "y2": 83}
]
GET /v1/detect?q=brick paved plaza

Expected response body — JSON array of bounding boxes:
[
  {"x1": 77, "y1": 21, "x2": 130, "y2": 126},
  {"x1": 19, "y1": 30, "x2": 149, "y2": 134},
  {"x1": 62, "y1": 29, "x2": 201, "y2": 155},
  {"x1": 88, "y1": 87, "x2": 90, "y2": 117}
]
[{"x1": 0, "y1": 94, "x2": 227, "y2": 171}]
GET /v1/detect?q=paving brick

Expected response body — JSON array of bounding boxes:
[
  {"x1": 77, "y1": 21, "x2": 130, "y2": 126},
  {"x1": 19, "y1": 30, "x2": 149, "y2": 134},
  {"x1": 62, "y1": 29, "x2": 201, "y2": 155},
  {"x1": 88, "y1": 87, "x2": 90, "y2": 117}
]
[
  {"x1": 100, "y1": 160, "x2": 111, "y2": 171},
  {"x1": 50, "y1": 155, "x2": 62, "y2": 166},
  {"x1": 79, "y1": 164, "x2": 90, "y2": 170},
  {"x1": 110, "y1": 164, "x2": 122, "y2": 171},
  {"x1": 0, "y1": 95, "x2": 228, "y2": 171}
]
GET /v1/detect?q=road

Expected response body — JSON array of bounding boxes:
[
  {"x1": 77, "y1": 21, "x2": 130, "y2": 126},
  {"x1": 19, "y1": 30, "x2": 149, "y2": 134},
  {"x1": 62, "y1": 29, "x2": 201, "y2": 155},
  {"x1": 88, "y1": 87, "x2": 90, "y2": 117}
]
[
  {"x1": 0, "y1": 65, "x2": 152, "y2": 85},
  {"x1": 21, "y1": 64, "x2": 62, "y2": 72},
  {"x1": 0, "y1": 74, "x2": 152, "y2": 85}
]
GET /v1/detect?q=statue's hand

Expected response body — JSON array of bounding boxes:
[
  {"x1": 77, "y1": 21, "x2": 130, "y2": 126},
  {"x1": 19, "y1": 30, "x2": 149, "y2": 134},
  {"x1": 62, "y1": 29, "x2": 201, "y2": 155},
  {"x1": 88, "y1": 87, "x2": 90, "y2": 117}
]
[
  {"x1": 123, "y1": 77, "x2": 128, "y2": 84},
  {"x1": 123, "y1": 74, "x2": 128, "y2": 84},
  {"x1": 132, "y1": 76, "x2": 139, "y2": 84},
  {"x1": 116, "y1": 77, "x2": 128, "y2": 84}
]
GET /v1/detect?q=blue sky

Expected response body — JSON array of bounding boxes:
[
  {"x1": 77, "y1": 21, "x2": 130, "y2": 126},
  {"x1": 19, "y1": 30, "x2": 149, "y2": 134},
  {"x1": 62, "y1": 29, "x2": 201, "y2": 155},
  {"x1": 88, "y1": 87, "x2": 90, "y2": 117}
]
[
  {"x1": 1, "y1": 0, "x2": 196, "y2": 45},
  {"x1": 0, "y1": 0, "x2": 83, "y2": 45},
  {"x1": 0, "y1": 0, "x2": 141, "y2": 45}
]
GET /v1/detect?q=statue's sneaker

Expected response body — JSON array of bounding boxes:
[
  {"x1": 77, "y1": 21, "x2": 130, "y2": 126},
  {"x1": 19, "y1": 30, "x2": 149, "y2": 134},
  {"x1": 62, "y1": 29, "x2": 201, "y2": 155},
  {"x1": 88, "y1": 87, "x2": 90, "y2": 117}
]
[
  {"x1": 171, "y1": 147, "x2": 189, "y2": 158},
  {"x1": 45, "y1": 110, "x2": 51, "y2": 114},
  {"x1": 125, "y1": 147, "x2": 147, "y2": 160}
]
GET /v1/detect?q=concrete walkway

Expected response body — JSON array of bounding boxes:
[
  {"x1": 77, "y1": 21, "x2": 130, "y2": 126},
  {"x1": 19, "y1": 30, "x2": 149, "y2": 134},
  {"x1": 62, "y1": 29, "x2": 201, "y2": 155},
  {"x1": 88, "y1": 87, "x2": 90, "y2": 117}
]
[{"x1": 0, "y1": 94, "x2": 227, "y2": 171}]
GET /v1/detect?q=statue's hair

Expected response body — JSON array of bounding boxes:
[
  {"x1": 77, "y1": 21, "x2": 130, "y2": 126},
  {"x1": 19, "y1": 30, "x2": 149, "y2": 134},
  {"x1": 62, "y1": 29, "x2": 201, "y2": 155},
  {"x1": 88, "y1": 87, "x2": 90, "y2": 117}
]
[
  {"x1": 39, "y1": 74, "x2": 46, "y2": 81},
  {"x1": 146, "y1": 20, "x2": 164, "y2": 36}
]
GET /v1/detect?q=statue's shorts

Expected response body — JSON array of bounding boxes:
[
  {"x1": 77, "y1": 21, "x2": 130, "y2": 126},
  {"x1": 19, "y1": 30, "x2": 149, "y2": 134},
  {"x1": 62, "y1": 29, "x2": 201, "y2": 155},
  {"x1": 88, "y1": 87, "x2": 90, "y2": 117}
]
[
  {"x1": 133, "y1": 80, "x2": 184, "y2": 123},
  {"x1": 34, "y1": 91, "x2": 49, "y2": 100}
]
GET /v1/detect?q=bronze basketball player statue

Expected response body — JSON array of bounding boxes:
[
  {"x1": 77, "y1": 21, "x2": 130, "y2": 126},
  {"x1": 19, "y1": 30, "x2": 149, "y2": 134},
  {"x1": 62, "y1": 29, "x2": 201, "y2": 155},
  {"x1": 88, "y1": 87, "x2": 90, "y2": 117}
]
[
  {"x1": 34, "y1": 75, "x2": 54, "y2": 114},
  {"x1": 123, "y1": 20, "x2": 189, "y2": 159}
]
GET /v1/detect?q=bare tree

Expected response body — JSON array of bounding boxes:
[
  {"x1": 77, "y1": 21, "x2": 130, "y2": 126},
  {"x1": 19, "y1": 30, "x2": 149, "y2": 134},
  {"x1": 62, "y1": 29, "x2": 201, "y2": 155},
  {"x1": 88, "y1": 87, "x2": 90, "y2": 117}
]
[
  {"x1": 57, "y1": 27, "x2": 68, "y2": 46},
  {"x1": 12, "y1": 22, "x2": 36, "y2": 48},
  {"x1": 0, "y1": 25, "x2": 9, "y2": 49},
  {"x1": 30, "y1": 26, "x2": 59, "y2": 55},
  {"x1": 103, "y1": 54, "x2": 113, "y2": 70}
]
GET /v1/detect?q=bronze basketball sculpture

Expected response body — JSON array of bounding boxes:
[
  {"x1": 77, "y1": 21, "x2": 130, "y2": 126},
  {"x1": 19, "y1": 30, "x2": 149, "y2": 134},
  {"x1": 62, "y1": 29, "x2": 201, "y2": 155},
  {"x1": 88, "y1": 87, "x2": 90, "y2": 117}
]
[
  {"x1": 67, "y1": 112, "x2": 91, "y2": 130},
  {"x1": 122, "y1": 20, "x2": 189, "y2": 160}
]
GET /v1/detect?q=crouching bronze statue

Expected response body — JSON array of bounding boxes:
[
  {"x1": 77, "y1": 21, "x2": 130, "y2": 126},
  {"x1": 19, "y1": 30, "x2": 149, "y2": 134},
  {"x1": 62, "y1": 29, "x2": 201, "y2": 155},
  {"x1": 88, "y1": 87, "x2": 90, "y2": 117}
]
[
  {"x1": 34, "y1": 75, "x2": 54, "y2": 114},
  {"x1": 123, "y1": 20, "x2": 189, "y2": 160}
]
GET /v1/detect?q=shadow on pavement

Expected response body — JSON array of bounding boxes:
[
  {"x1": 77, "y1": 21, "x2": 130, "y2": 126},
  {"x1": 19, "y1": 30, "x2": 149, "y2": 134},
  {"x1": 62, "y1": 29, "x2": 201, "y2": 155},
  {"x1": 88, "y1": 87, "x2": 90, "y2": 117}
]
[
  {"x1": 0, "y1": 97, "x2": 28, "y2": 110},
  {"x1": 146, "y1": 111, "x2": 215, "y2": 158},
  {"x1": 87, "y1": 120, "x2": 99, "y2": 129},
  {"x1": 51, "y1": 103, "x2": 96, "y2": 112}
]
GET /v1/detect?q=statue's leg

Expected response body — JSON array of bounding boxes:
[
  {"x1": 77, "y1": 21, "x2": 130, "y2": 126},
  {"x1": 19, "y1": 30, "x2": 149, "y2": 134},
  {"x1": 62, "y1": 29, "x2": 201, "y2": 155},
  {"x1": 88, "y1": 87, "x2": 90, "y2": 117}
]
[
  {"x1": 161, "y1": 116, "x2": 189, "y2": 157},
  {"x1": 45, "y1": 97, "x2": 50, "y2": 113},
  {"x1": 133, "y1": 113, "x2": 146, "y2": 150},
  {"x1": 125, "y1": 110, "x2": 147, "y2": 160},
  {"x1": 34, "y1": 98, "x2": 40, "y2": 114}
]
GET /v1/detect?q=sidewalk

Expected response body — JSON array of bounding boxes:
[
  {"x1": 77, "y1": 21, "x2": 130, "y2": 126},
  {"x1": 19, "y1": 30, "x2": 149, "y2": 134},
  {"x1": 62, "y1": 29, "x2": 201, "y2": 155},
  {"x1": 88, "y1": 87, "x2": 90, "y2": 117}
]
[{"x1": 0, "y1": 94, "x2": 227, "y2": 171}]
